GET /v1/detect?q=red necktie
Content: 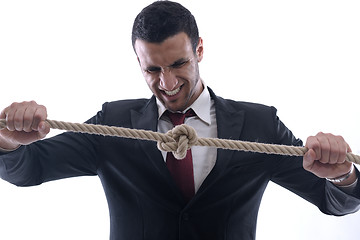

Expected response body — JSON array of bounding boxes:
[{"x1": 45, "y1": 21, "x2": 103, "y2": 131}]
[{"x1": 166, "y1": 109, "x2": 196, "y2": 202}]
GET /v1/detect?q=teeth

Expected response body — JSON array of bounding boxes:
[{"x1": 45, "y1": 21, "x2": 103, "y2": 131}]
[{"x1": 165, "y1": 87, "x2": 180, "y2": 96}]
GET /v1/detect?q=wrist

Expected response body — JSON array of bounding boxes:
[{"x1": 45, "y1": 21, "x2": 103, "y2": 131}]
[{"x1": 326, "y1": 164, "x2": 357, "y2": 186}]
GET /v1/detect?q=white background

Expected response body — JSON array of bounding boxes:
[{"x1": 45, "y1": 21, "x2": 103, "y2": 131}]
[{"x1": 0, "y1": 0, "x2": 359, "y2": 239}]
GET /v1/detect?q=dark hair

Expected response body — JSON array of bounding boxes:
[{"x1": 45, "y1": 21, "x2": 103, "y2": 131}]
[{"x1": 131, "y1": 1, "x2": 199, "y2": 53}]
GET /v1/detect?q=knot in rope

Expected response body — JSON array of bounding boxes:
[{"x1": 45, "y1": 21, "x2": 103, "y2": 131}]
[{"x1": 157, "y1": 124, "x2": 198, "y2": 159}]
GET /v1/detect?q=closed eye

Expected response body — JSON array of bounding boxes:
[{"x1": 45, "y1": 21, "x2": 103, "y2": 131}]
[
  {"x1": 144, "y1": 58, "x2": 192, "y2": 74},
  {"x1": 145, "y1": 67, "x2": 161, "y2": 74},
  {"x1": 171, "y1": 59, "x2": 190, "y2": 69}
]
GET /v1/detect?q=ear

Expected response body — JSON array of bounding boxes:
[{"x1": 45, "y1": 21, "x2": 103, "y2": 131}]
[{"x1": 196, "y1": 37, "x2": 204, "y2": 62}]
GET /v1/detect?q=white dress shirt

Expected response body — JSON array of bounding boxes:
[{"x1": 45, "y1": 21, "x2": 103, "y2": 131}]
[{"x1": 156, "y1": 86, "x2": 217, "y2": 192}]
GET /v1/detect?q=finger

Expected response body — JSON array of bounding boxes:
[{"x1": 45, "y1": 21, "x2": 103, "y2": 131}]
[
  {"x1": 13, "y1": 105, "x2": 28, "y2": 131},
  {"x1": 0, "y1": 107, "x2": 9, "y2": 130},
  {"x1": 305, "y1": 135, "x2": 321, "y2": 160},
  {"x1": 23, "y1": 105, "x2": 38, "y2": 132},
  {"x1": 303, "y1": 149, "x2": 316, "y2": 171},
  {"x1": 3, "y1": 101, "x2": 46, "y2": 132},
  {"x1": 12, "y1": 100, "x2": 47, "y2": 132},
  {"x1": 347, "y1": 144, "x2": 352, "y2": 153},
  {"x1": 38, "y1": 120, "x2": 50, "y2": 137},
  {"x1": 4, "y1": 104, "x2": 17, "y2": 131},
  {"x1": 327, "y1": 134, "x2": 340, "y2": 164},
  {"x1": 7, "y1": 101, "x2": 31, "y2": 131},
  {"x1": 335, "y1": 135, "x2": 348, "y2": 164},
  {"x1": 0, "y1": 107, "x2": 6, "y2": 119},
  {"x1": 31, "y1": 104, "x2": 47, "y2": 131},
  {"x1": 316, "y1": 132, "x2": 331, "y2": 164}
]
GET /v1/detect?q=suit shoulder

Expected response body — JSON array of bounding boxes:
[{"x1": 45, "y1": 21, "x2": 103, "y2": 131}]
[
  {"x1": 90, "y1": 98, "x2": 154, "y2": 126},
  {"x1": 217, "y1": 96, "x2": 276, "y2": 114},
  {"x1": 104, "y1": 98, "x2": 151, "y2": 112},
  {"x1": 209, "y1": 87, "x2": 275, "y2": 114}
]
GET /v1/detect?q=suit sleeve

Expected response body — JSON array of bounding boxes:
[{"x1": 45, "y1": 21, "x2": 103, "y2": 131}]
[
  {"x1": 269, "y1": 107, "x2": 360, "y2": 216},
  {"x1": 0, "y1": 111, "x2": 103, "y2": 187}
]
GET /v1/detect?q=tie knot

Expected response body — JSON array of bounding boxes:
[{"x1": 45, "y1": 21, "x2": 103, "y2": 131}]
[{"x1": 166, "y1": 109, "x2": 196, "y2": 126}]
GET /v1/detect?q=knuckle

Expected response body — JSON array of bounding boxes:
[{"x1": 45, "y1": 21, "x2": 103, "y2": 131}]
[
  {"x1": 10, "y1": 102, "x2": 20, "y2": 108},
  {"x1": 316, "y1": 131, "x2": 325, "y2": 137},
  {"x1": 9, "y1": 101, "x2": 36, "y2": 109},
  {"x1": 23, "y1": 127, "x2": 32, "y2": 133},
  {"x1": 306, "y1": 136, "x2": 320, "y2": 149},
  {"x1": 34, "y1": 108, "x2": 47, "y2": 120},
  {"x1": 306, "y1": 136, "x2": 313, "y2": 142},
  {"x1": 19, "y1": 101, "x2": 29, "y2": 106},
  {"x1": 327, "y1": 133, "x2": 335, "y2": 138},
  {"x1": 40, "y1": 104, "x2": 47, "y2": 113},
  {"x1": 319, "y1": 158, "x2": 328, "y2": 164},
  {"x1": 306, "y1": 136, "x2": 314, "y2": 145},
  {"x1": 335, "y1": 135, "x2": 345, "y2": 142},
  {"x1": 338, "y1": 147, "x2": 347, "y2": 161}
]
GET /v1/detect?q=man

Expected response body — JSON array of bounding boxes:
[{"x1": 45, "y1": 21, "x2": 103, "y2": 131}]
[{"x1": 0, "y1": 1, "x2": 359, "y2": 239}]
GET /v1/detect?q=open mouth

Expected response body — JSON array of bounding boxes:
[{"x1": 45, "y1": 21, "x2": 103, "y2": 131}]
[{"x1": 164, "y1": 86, "x2": 181, "y2": 96}]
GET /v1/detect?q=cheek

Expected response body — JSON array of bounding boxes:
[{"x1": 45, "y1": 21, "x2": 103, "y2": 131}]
[
  {"x1": 176, "y1": 65, "x2": 196, "y2": 83},
  {"x1": 184, "y1": 64, "x2": 199, "y2": 85},
  {"x1": 188, "y1": 63, "x2": 198, "y2": 77},
  {"x1": 144, "y1": 75, "x2": 158, "y2": 89}
]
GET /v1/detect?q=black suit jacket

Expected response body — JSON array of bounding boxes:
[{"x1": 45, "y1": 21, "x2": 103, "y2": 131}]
[{"x1": 1, "y1": 87, "x2": 360, "y2": 240}]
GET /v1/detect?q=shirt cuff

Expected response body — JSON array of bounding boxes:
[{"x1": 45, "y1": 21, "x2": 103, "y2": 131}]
[{"x1": 335, "y1": 178, "x2": 359, "y2": 195}]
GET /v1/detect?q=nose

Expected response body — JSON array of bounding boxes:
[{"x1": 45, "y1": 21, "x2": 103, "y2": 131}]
[{"x1": 159, "y1": 69, "x2": 178, "y2": 91}]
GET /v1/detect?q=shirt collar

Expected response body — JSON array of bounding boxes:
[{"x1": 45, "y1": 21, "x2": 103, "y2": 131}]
[{"x1": 156, "y1": 85, "x2": 212, "y2": 125}]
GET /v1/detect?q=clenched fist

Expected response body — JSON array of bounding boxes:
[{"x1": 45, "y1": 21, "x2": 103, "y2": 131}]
[{"x1": 0, "y1": 101, "x2": 50, "y2": 150}]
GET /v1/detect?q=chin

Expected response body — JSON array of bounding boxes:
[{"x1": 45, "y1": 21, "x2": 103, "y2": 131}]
[{"x1": 165, "y1": 103, "x2": 186, "y2": 112}]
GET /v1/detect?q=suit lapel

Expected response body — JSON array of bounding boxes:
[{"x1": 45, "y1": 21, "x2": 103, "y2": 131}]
[
  {"x1": 130, "y1": 97, "x2": 185, "y2": 203},
  {"x1": 195, "y1": 88, "x2": 245, "y2": 195},
  {"x1": 130, "y1": 96, "x2": 165, "y2": 176}
]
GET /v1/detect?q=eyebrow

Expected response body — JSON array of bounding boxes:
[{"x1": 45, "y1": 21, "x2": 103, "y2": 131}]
[{"x1": 145, "y1": 57, "x2": 189, "y2": 71}]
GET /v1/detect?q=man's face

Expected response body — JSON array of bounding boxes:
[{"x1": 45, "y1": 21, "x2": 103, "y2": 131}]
[{"x1": 134, "y1": 32, "x2": 204, "y2": 112}]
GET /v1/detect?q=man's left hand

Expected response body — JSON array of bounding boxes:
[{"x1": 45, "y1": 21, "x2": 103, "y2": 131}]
[{"x1": 303, "y1": 132, "x2": 357, "y2": 186}]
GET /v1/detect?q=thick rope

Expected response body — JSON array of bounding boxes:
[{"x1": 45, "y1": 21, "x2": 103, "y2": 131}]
[{"x1": 0, "y1": 119, "x2": 359, "y2": 164}]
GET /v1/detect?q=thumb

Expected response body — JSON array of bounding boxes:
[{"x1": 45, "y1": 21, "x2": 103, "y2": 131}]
[
  {"x1": 303, "y1": 149, "x2": 316, "y2": 171},
  {"x1": 38, "y1": 121, "x2": 50, "y2": 137}
]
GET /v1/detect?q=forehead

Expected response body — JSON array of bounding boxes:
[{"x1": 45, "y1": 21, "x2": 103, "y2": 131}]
[{"x1": 134, "y1": 32, "x2": 193, "y2": 66}]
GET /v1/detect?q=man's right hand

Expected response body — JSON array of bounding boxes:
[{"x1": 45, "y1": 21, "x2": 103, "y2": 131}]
[{"x1": 0, "y1": 101, "x2": 50, "y2": 150}]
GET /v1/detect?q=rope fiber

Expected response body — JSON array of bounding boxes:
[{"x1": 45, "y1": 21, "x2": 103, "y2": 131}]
[{"x1": 0, "y1": 118, "x2": 359, "y2": 164}]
